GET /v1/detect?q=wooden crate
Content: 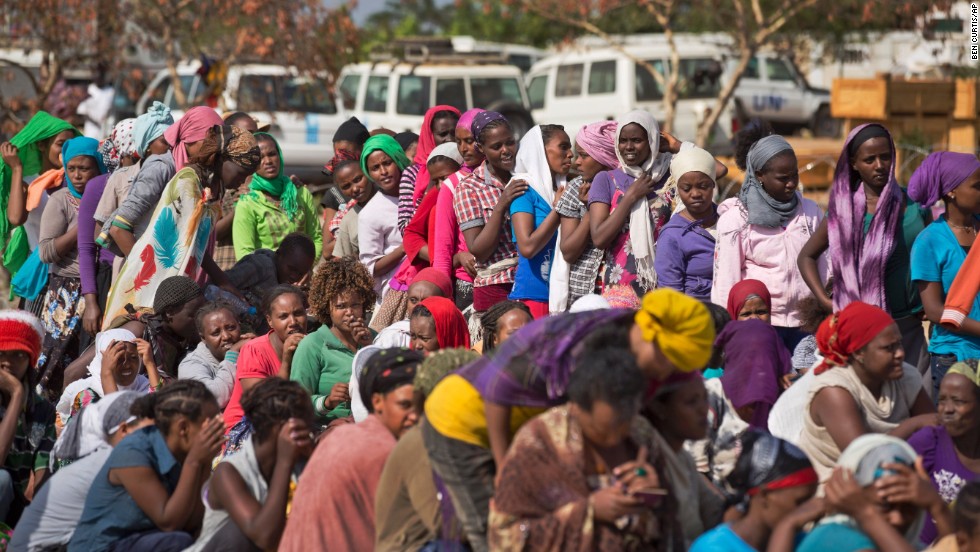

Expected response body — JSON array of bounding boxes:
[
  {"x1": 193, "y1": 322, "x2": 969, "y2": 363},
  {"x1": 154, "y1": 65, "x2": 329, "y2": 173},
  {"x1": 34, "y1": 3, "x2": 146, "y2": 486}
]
[
  {"x1": 954, "y1": 79, "x2": 980, "y2": 120},
  {"x1": 949, "y1": 122, "x2": 979, "y2": 153},
  {"x1": 832, "y1": 79, "x2": 887, "y2": 120},
  {"x1": 887, "y1": 80, "x2": 956, "y2": 117}
]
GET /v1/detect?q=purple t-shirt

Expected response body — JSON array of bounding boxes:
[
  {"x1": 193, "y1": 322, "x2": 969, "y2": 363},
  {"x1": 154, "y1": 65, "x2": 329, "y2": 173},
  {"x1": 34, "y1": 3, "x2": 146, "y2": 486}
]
[
  {"x1": 908, "y1": 425, "x2": 979, "y2": 545},
  {"x1": 78, "y1": 174, "x2": 117, "y2": 296},
  {"x1": 654, "y1": 211, "x2": 716, "y2": 300}
]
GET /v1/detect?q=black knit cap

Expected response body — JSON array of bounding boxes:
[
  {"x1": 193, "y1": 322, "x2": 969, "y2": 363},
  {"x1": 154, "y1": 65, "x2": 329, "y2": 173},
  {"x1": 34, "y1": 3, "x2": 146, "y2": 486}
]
[
  {"x1": 152, "y1": 276, "x2": 203, "y2": 315},
  {"x1": 333, "y1": 117, "x2": 370, "y2": 147},
  {"x1": 394, "y1": 131, "x2": 419, "y2": 152}
]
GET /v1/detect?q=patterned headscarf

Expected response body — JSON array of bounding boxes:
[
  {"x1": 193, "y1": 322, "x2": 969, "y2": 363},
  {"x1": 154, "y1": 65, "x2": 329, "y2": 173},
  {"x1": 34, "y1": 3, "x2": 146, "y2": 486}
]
[
  {"x1": 194, "y1": 125, "x2": 260, "y2": 173},
  {"x1": 100, "y1": 118, "x2": 138, "y2": 173},
  {"x1": 728, "y1": 430, "x2": 817, "y2": 504},
  {"x1": 359, "y1": 348, "x2": 423, "y2": 412},
  {"x1": 471, "y1": 111, "x2": 508, "y2": 142}
]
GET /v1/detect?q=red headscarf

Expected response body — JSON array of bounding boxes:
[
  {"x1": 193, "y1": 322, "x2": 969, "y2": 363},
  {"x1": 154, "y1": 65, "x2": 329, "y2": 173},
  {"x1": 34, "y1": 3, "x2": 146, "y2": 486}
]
[
  {"x1": 412, "y1": 267, "x2": 453, "y2": 299},
  {"x1": 815, "y1": 301, "x2": 895, "y2": 375},
  {"x1": 163, "y1": 106, "x2": 223, "y2": 170},
  {"x1": 419, "y1": 296, "x2": 470, "y2": 350},
  {"x1": 726, "y1": 279, "x2": 773, "y2": 320},
  {"x1": 412, "y1": 105, "x2": 461, "y2": 206}
]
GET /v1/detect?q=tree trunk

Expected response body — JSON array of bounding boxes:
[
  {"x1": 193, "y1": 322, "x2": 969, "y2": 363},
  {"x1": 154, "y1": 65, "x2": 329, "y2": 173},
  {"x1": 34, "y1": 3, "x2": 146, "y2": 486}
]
[
  {"x1": 661, "y1": 25, "x2": 680, "y2": 135},
  {"x1": 695, "y1": 46, "x2": 756, "y2": 147},
  {"x1": 163, "y1": 25, "x2": 187, "y2": 109}
]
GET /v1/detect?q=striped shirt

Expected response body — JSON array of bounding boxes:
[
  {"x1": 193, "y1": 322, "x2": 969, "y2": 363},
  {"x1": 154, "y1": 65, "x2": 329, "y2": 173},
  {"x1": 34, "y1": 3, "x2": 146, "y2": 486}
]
[{"x1": 396, "y1": 163, "x2": 422, "y2": 235}]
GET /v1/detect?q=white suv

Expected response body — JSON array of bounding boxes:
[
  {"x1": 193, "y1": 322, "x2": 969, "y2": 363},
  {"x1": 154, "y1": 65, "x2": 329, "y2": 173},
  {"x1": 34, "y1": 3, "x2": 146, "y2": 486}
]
[
  {"x1": 337, "y1": 60, "x2": 535, "y2": 137},
  {"x1": 136, "y1": 61, "x2": 345, "y2": 172}
]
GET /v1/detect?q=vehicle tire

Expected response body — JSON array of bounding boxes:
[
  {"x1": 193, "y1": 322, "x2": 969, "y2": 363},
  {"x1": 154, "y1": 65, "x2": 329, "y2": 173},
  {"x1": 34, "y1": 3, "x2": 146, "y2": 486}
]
[{"x1": 812, "y1": 105, "x2": 841, "y2": 138}]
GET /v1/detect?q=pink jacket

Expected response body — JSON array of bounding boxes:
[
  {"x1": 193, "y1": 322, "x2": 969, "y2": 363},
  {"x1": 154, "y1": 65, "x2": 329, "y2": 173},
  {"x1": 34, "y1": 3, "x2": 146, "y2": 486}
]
[
  {"x1": 432, "y1": 171, "x2": 473, "y2": 283},
  {"x1": 711, "y1": 196, "x2": 826, "y2": 328}
]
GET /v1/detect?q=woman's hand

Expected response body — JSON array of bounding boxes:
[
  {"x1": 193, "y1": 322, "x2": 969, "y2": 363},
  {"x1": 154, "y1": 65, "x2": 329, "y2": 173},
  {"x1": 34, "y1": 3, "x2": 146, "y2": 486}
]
[
  {"x1": 453, "y1": 251, "x2": 477, "y2": 278},
  {"x1": 100, "y1": 340, "x2": 127, "y2": 379},
  {"x1": 826, "y1": 467, "x2": 875, "y2": 519},
  {"x1": 276, "y1": 417, "x2": 314, "y2": 463},
  {"x1": 591, "y1": 485, "x2": 645, "y2": 523},
  {"x1": 349, "y1": 318, "x2": 372, "y2": 346},
  {"x1": 281, "y1": 333, "x2": 305, "y2": 365},
  {"x1": 0, "y1": 365, "x2": 24, "y2": 402},
  {"x1": 624, "y1": 174, "x2": 655, "y2": 204},
  {"x1": 551, "y1": 185, "x2": 567, "y2": 210},
  {"x1": 230, "y1": 333, "x2": 256, "y2": 354},
  {"x1": 499, "y1": 179, "x2": 528, "y2": 208},
  {"x1": 82, "y1": 297, "x2": 103, "y2": 337},
  {"x1": 0, "y1": 143, "x2": 21, "y2": 169},
  {"x1": 577, "y1": 182, "x2": 592, "y2": 205},
  {"x1": 186, "y1": 414, "x2": 226, "y2": 466},
  {"x1": 875, "y1": 459, "x2": 943, "y2": 511},
  {"x1": 659, "y1": 131, "x2": 682, "y2": 154},
  {"x1": 612, "y1": 447, "x2": 661, "y2": 494},
  {"x1": 134, "y1": 338, "x2": 156, "y2": 370},
  {"x1": 326, "y1": 382, "x2": 351, "y2": 411}
]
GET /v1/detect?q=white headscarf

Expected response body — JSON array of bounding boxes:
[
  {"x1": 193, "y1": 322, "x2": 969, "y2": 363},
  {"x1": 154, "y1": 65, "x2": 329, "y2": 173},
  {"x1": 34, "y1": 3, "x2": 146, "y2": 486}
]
[
  {"x1": 615, "y1": 110, "x2": 672, "y2": 291},
  {"x1": 56, "y1": 329, "x2": 149, "y2": 423},
  {"x1": 426, "y1": 142, "x2": 464, "y2": 167},
  {"x1": 512, "y1": 126, "x2": 571, "y2": 312},
  {"x1": 669, "y1": 146, "x2": 717, "y2": 186}
]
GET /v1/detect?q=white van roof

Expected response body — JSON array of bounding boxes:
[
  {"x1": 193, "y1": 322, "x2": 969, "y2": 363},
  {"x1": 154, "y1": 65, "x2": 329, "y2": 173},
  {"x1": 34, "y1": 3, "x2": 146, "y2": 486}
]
[
  {"x1": 342, "y1": 62, "x2": 524, "y2": 77},
  {"x1": 529, "y1": 39, "x2": 727, "y2": 73}
]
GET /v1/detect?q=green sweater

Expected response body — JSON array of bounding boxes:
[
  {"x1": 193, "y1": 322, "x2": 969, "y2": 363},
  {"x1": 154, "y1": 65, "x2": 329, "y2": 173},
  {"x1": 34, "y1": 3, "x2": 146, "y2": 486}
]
[
  {"x1": 232, "y1": 186, "x2": 322, "y2": 261},
  {"x1": 289, "y1": 325, "x2": 376, "y2": 423}
]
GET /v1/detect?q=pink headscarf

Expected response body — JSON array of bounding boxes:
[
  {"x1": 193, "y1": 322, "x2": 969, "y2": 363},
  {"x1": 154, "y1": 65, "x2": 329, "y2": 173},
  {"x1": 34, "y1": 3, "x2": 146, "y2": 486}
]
[
  {"x1": 163, "y1": 106, "x2": 223, "y2": 170},
  {"x1": 457, "y1": 109, "x2": 485, "y2": 136},
  {"x1": 575, "y1": 121, "x2": 619, "y2": 171},
  {"x1": 412, "y1": 106, "x2": 461, "y2": 206}
]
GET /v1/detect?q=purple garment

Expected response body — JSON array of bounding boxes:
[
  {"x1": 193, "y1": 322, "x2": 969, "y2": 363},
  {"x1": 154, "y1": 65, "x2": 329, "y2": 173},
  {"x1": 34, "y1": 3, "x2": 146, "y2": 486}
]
[
  {"x1": 456, "y1": 309, "x2": 632, "y2": 407},
  {"x1": 909, "y1": 424, "x2": 980, "y2": 545},
  {"x1": 654, "y1": 210, "x2": 716, "y2": 300},
  {"x1": 828, "y1": 123, "x2": 903, "y2": 311},
  {"x1": 78, "y1": 173, "x2": 116, "y2": 295},
  {"x1": 908, "y1": 151, "x2": 980, "y2": 208},
  {"x1": 716, "y1": 319, "x2": 791, "y2": 429}
]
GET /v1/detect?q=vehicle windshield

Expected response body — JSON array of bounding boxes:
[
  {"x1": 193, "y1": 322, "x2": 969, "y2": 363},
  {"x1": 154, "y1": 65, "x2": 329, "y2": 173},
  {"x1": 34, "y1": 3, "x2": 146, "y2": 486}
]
[
  {"x1": 471, "y1": 77, "x2": 524, "y2": 107},
  {"x1": 238, "y1": 74, "x2": 337, "y2": 114}
]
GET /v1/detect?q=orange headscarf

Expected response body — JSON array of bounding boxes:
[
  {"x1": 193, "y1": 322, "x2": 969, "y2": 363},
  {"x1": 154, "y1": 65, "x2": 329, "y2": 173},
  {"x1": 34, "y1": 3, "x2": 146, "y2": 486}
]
[{"x1": 815, "y1": 301, "x2": 894, "y2": 374}]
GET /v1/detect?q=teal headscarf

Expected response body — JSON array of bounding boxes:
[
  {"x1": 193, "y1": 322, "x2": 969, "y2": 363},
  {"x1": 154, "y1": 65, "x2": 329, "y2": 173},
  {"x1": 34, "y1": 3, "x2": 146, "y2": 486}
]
[
  {"x1": 360, "y1": 135, "x2": 411, "y2": 183},
  {"x1": 0, "y1": 111, "x2": 78, "y2": 275},
  {"x1": 245, "y1": 133, "x2": 298, "y2": 218},
  {"x1": 61, "y1": 137, "x2": 107, "y2": 198},
  {"x1": 133, "y1": 101, "x2": 174, "y2": 158}
]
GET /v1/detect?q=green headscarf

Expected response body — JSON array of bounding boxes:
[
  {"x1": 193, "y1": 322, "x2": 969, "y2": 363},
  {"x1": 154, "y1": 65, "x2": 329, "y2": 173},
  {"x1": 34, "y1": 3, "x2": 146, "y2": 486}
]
[
  {"x1": 0, "y1": 112, "x2": 79, "y2": 274},
  {"x1": 359, "y1": 135, "x2": 410, "y2": 183},
  {"x1": 244, "y1": 133, "x2": 298, "y2": 218}
]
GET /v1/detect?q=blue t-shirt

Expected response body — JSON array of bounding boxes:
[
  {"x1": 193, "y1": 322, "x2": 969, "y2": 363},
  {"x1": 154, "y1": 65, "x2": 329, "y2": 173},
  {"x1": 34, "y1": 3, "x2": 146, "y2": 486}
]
[
  {"x1": 910, "y1": 218, "x2": 980, "y2": 361},
  {"x1": 68, "y1": 426, "x2": 182, "y2": 552},
  {"x1": 690, "y1": 523, "x2": 757, "y2": 551},
  {"x1": 796, "y1": 521, "x2": 876, "y2": 552},
  {"x1": 509, "y1": 187, "x2": 556, "y2": 302}
]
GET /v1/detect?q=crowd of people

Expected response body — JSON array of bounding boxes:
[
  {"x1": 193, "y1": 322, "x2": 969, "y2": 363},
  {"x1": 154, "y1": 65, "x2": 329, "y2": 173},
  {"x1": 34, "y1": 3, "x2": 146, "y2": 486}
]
[{"x1": 0, "y1": 94, "x2": 976, "y2": 552}]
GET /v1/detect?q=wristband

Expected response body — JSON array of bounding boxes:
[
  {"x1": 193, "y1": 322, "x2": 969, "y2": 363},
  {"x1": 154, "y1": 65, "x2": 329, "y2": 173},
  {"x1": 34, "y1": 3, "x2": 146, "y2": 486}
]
[
  {"x1": 314, "y1": 396, "x2": 328, "y2": 416},
  {"x1": 224, "y1": 351, "x2": 239, "y2": 365}
]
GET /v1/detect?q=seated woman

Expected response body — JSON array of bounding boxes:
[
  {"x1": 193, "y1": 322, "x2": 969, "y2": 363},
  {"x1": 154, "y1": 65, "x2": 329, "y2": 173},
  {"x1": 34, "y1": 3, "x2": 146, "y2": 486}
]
[
  {"x1": 422, "y1": 288, "x2": 715, "y2": 552},
  {"x1": 509, "y1": 125, "x2": 573, "y2": 318},
  {"x1": 474, "y1": 299, "x2": 533, "y2": 354},
  {"x1": 375, "y1": 348, "x2": 480, "y2": 551},
  {"x1": 178, "y1": 302, "x2": 253, "y2": 409},
  {"x1": 691, "y1": 430, "x2": 818, "y2": 552},
  {"x1": 57, "y1": 329, "x2": 157, "y2": 425},
  {"x1": 331, "y1": 159, "x2": 377, "y2": 260},
  {"x1": 233, "y1": 133, "x2": 323, "y2": 260},
  {"x1": 409, "y1": 296, "x2": 470, "y2": 354},
  {"x1": 290, "y1": 257, "x2": 376, "y2": 426},
  {"x1": 925, "y1": 480, "x2": 980, "y2": 552},
  {"x1": 188, "y1": 378, "x2": 314, "y2": 552},
  {"x1": 655, "y1": 146, "x2": 719, "y2": 300},
  {"x1": 224, "y1": 285, "x2": 307, "y2": 432},
  {"x1": 68, "y1": 381, "x2": 225, "y2": 552},
  {"x1": 712, "y1": 121, "x2": 825, "y2": 351},
  {"x1": 35, "y1": 136, "x2": 106, "y2": 394},
  {"x1": 0, "y1": 311, "x2": 55, "y2": 526},
  {"x1": 909, "y1": 363, "x2": 980, "y2": 545},
  {"x1": 11, "y1": 392, "x2": 150, "y2": 551},
  {"x1": 553, "y1": 121, "x2": 618, "y2": 310},
  {"x1": 225, "y1": 232, "x2": 316, "y2": 306},
  {"x1": 798, "y1": 302, "x2": 935, "y2": 482},
  {"x1": 490, "y1": 348, "x2": 668, "y2": 550},
  {"x1": 280, "y1": 348, "x2": 423, "y2": 552},
  {"x1": 644, "y1": 371, "x2": 726, "y2": 546},
  {"x1": 373, "y1": 268, "x2": 454, "y2": 349},
  {"x1": 715, "y1": 318, "x2": 793, "y2": 429},
  {"x1": 908, "y1": 152, "x2": 980, "y2": 396},
  {"x1": 773, "y1": 434, "x2": 952, "y2": 552}
]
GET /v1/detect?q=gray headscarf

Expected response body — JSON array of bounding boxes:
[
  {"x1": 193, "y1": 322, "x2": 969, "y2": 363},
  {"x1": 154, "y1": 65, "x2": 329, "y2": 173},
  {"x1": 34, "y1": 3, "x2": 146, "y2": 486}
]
[
  {"x1": 738, "y1": 134, "x2": 798, "y2": 227},
  {"x1": 51, "y1": 391, "x2": 141, "y2": 466}
]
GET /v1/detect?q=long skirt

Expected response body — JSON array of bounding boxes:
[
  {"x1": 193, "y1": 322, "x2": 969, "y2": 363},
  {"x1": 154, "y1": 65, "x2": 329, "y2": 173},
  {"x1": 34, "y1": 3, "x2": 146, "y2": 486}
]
[{"x1": 35, "y1": 275, "x2": 85, "y2": 400}]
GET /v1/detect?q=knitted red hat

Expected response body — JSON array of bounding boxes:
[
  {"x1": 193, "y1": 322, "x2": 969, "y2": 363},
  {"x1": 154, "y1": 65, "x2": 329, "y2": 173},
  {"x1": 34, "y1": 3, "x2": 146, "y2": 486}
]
[{"x1": 0, "y1": 310, "x2": 44, "y2": 366}]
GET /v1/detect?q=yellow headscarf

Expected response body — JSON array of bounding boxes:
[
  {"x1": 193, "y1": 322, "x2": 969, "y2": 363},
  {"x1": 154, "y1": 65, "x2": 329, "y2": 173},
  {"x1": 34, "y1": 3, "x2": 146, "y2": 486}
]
[
  {"x1": 948, "y1": 362, "x2": 980, "y2": 386},
  {"x1": 635, "y1": 288, "x2": 715, "y2": 373}
]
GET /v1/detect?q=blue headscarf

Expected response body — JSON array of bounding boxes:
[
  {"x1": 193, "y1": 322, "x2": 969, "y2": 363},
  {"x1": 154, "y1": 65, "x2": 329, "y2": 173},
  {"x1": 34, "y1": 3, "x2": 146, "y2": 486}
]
[
  {"x1": 133, "y1": 101, "x2": 174, "y2": 158},
  {"x1": 61, "y1": 137, "x2": 106, "y2": 198}
]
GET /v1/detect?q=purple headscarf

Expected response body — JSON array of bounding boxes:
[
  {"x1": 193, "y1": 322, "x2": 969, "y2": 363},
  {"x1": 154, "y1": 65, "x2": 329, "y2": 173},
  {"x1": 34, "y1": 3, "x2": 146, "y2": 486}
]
[
  {"x1": 828, "y1": 123, "x2": 903, "y2": 311},
  {"x1": 470, "y1": 111, "x2": 507, "y2": 142},
  {"x1": 908, "y1": 151, "x2": 980, "y2": 208},
  {"x1": 576, "y1": 121, "x2": 619, "y2": 171},
  {"x1": 456, "y1": 309, "x2": 632, "y2": 407},
  {"x1": 716, "y1": 319, "x2": 791, "y2": 429}
]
